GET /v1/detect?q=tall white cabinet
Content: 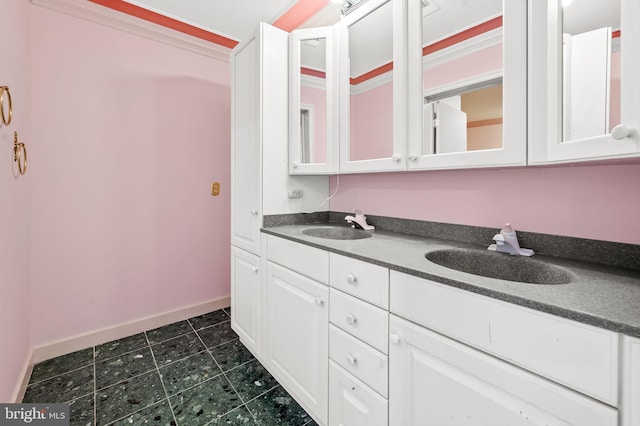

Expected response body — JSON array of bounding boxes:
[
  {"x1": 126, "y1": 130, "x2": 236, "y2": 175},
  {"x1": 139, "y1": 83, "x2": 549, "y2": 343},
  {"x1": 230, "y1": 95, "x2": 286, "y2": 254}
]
[{"x1": 230, "y1": 22, "x2": 330, "y2": 422}]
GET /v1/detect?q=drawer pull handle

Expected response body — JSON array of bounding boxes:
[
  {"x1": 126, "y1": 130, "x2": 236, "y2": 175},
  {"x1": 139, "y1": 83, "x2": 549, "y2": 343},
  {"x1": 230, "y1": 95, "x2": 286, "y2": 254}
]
[
  {"x1": 314, "y1": 297, "x2": 325, "y2": 306},
  {"x1": 346, "y1": 274, "x2": 357, "y2": 285},
  {"x1": 346, "y1": 314, "x2": 358, "y2": 326},
  {"x1": 251, "y1": 266, "x2": 258, "y2": 273},
  {"x1": 390, "y1": 334, "x2": 401, "y2": 345},
  {"x1": 250, "y1": 209, "x2": 258, "y2": 216},
  {"x1": 347, "y1": 354, "x2": 358, "y2": 366}
]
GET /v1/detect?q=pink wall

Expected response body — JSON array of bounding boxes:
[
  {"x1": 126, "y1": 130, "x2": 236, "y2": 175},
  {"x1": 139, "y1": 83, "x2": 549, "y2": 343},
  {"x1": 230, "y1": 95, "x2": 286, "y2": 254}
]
[
  {"x1": 423, "y1": 44, "x2": 502, "y2": 91},
  {"x1": 350, "y1": 76, "x2": 393, "y2": 161},
  {"x1": 329, "y1": 163, "x2": 640, "y2": 245},
  {"x1": 29, "y1": 7, "x2": 231, "y2": 347},
  {"x1": 301, "y1": 84, "x2": 327, "y2": 162},
  {"x1": 0, "y1": 0, "x2": 32, "y2": 402}
]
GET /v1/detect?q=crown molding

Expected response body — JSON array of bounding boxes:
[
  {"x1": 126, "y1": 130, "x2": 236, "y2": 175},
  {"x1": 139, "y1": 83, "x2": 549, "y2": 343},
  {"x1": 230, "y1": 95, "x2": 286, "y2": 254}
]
[
  {"x1": 30, "y1": 0, "x2": 232, "y2": 62},
  {"x1": 301, "y1": 74, "x2": 327, "y2": 90},
  {"x1": 423, "y1": 27, "x2": 502, "y2": 70}
]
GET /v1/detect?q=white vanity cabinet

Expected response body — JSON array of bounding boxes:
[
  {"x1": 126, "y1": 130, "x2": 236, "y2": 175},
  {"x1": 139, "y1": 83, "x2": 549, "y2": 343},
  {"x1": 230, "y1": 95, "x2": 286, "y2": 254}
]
[
  {"x1": 328, "y1": 253, "x2": 390, "y2": 426},
  {"x1": 388, "y1": 314, "x2": 617, "y2": 426},
  {"x1": 528, "y1": 0, "x2": 640, "y2": 164},
  {"x1": 230, "y1": 246, "x2": 262, "y2": 358},
  {"x1": 622, "y1": 336, "x2": 640, "y2": 426},
  {"x1": 264, "y1": 236, "x2": 329, "y2": 425}
]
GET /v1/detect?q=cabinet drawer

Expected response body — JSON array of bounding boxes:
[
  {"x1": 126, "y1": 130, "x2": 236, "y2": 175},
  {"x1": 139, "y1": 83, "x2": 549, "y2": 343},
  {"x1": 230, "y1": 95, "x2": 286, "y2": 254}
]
[
  {"x1": 267, "y1": 235, "x2": 329, "y2": 284},
  {"x1": 390, "y1": 270, "x2": 619, "y2": 406},
  {"x1": 330, "y1": 288, "x2": 389, "y2": 354},
  {"x1": 330, "y1": 324, "x2": 388, "y2": 398},
  {"x1": 330, "y1": 253, "x2": 389, "y2": 308},
  {"x1": 330, "y1": 361, "x2": 388, "y2": 426}
]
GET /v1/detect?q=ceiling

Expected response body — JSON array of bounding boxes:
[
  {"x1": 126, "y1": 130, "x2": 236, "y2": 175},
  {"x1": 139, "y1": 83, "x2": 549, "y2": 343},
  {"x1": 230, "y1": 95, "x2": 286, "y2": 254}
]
[{"x1": 121, "y1": 0, "x2": 341, "y2": 43}]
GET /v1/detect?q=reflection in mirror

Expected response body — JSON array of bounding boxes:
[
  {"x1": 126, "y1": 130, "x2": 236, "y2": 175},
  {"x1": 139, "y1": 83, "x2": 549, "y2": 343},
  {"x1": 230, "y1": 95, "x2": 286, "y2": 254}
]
[
  {"x1": 562, "y1": 0, "x2": 620, "y2": 141},
  {"x1": 348, "y1": 1, "x2": 394, "y2": 161},
  {"x1": 421, "y1": 0, "x2": 503, "y2": 155},
  {"x1": 299, "y1": 37, "x2": 327, "y2": 163},
  {"x1": 424, "y1": 80, "x2": 503, "y2": 154}
]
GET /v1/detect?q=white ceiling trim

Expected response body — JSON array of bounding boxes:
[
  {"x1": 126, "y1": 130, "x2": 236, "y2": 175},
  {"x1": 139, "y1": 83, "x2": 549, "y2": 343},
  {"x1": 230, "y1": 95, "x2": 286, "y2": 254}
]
[
  {"x1": 30, "y1": 0, "x2": 232, "y2": 62},
  {"x1": 423, "y1": 27, "x2": 502, "y2": 70},
  {"x1": 301, "y1": 74, "x2": 327, "y2": 90}
]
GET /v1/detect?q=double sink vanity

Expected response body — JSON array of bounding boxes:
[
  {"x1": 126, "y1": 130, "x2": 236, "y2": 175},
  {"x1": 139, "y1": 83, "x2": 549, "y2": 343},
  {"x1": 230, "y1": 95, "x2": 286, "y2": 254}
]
[{"x1": 231, "y1": 217, "x2": 640, "y2": 426}]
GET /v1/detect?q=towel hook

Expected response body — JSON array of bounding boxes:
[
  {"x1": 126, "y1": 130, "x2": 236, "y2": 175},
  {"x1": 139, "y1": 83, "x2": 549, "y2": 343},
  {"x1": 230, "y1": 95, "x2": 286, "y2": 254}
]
[
  {"x1": 1, "y1": 86, "x2": 12, "y2": 126},
  {"x1": 13, "y1": 132, "x2": 27, "y2": 175}
]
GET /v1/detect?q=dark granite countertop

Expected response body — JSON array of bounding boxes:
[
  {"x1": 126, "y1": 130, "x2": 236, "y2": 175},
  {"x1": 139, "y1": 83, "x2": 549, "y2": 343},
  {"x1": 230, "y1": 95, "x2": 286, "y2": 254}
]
[{"x1": 261, "y1": 224, "x2": 640, "y2": 338}]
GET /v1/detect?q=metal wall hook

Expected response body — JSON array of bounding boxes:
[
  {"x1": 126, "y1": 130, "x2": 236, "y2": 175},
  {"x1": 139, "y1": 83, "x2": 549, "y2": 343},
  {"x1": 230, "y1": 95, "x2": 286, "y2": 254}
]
[
  {"x1": 13, "y1": 132, "x2": 27, "y2": 175},
  {"x1": 1, "y1": 86, "x2": 13, "y2": 126}
]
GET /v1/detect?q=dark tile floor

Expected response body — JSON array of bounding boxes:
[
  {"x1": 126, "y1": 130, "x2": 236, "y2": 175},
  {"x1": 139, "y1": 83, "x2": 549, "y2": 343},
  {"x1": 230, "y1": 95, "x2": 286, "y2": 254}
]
[{"x1": 23, "y1": 307, "x2": 318, "y2": 426}]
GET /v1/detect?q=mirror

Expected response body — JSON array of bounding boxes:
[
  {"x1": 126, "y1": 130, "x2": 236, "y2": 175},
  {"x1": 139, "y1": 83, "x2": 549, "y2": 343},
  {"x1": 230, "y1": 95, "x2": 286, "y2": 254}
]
[
  {"x1": 339, "y1": 0, "x2": 406, "y2": 173},
  {"x1": 289, "y1": 27, "x2": 338, "y2": 174},
  {"x1": 528, "y1": 0, "x2": 638, "y2": 164},
  {"x1": 407, "y1": 0, "x2": 527, "y2": 169},
  {"x1": 561, "y1": 0, "x2": 620, "y2": 141},
  {"x1": 421, "y1": 0, "x2": 504, "y2": 155}
]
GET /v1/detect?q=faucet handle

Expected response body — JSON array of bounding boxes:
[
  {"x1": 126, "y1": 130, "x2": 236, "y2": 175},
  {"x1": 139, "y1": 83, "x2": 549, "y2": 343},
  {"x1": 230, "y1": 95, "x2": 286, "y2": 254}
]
[
  {"x1": 353, "y1": 209, "x2": 364, "y2": 217},
  {"x1": 493, "y1": 234, "x2": 505, "y2": 245}
]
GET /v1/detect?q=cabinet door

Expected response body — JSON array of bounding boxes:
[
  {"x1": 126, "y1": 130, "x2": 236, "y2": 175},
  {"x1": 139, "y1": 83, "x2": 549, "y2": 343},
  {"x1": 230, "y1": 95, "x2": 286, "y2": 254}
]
[
  {"x1": 266, "y1": 262, "x2": 328, "y2": 425},
  {"x1": 231, "y1": 37, "x2": 261, "y2": 254},
  {"x1": 329, "y1": 361, "x2": 388, "y2": 426},
  {"x1": 529, "y1": 0, "x2": 640, "y2": 164},
  {"x1": 230, "y1": 247, "x2": 261, "y2": 358},
  {"x1": 389, "y1": 315, "x2": 617, "y2": 426},
  {"x1": 622, "y1": 336, "x2": 640, "y2": 426},
  {"x1": 406, "y1": 0, "x2": 527, "y2": 170},
  {"x1": 338, "y1": 0, "x2": 408, "y2": 173}
]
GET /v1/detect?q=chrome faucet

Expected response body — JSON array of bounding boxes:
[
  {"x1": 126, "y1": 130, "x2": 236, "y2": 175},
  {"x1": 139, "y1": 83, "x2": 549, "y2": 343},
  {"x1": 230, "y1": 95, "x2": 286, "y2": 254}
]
[
  {"x1": 487, "y1": 223, "x2": 534, "y2": 256},
  {"x1": 345, "y1": 209, "x2": 375, "y2": 231}
]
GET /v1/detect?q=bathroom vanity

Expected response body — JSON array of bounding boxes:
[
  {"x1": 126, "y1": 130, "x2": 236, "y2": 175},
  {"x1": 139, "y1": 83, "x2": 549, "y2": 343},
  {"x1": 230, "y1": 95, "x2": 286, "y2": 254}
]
[{"x1": 231, "y1": 222, "x2": 640, "y2": 426}]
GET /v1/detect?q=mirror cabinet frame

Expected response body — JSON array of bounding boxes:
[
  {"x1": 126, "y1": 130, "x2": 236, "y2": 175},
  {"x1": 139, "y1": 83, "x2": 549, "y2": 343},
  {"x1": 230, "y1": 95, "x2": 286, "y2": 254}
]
[
  {"x1": 406, "y1": 0, "x2": 528, "y2": 170},
  {"x1": 338, "y1": 0, "x2": 408, "y2": 173},
  {"x1": 528, "y1": 0, "x2": 640, "y2": 164},
  {"x1": 289, "y1": 26, "x2": 340, "y2": 174}
]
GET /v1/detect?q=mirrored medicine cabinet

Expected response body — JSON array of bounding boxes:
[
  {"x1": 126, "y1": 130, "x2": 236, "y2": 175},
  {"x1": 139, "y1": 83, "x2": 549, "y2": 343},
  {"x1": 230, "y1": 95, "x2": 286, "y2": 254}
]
[
  {"x1": 289, "y1": 26, "x2": 339, "y2": 174},
  {"x1": 338, "y1": 0, "x2": 407, "y2": 173},
  {"x1": 288, "y1": 0, "x2": 639, "y2": 175},
  {"x1": 405, "y1": 0, "x2": 527, "y2": 170},
  {"x1": 529, "y1": 0, "x2": 640, "y2": 164}
]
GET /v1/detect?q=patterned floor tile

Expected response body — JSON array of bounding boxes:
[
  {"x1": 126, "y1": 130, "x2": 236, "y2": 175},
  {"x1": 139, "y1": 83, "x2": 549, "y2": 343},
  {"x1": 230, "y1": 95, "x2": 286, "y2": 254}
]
[
  {"x1": 159, "y1": 351, "x2": 222, "y2": 396},
  {"x1": 108, "y1": 400, "x2": 176, "y2": 426},
  {"x1": 96, "y1": 370, "x2": 165, "y2": 426},
  {"x1": 150, "y1": 333, "x2": 205, "y2": 367},
  {"x1": 169, "y1": 375, "x2": 242, "y2": 426},
  {"x1": 188, "y1": 309, "x2": 230, "y2": 331},
  {"x1": 223, "y1": 307, "x2": 231, "y2": 316},
  {"x1": 95, "y1": 333, "x2": 148, "y2": 361},
  {"x1": 29, "y1": 348, "x2": 94, "y2": 384},
  {"x1": 96, "y1": 347, "x2": 156, "y2": 390},
  {"x1": 225, "y1": 360, "x2": 278, "y2": 403},
  {"x1": 245, "y1": 386, "x2": 312, "y2": 426},
  {"x1": 196, "y1": 321, "x2": 238, "y2": 350},
  {"x1": 146, "y1": 321, "x2": 193, "y2": 345},
  {"x1": 209, "y1": 339, "x2": 254, "y2": 373},
  {"x1": 210, "y1": 406, "x2": 257, "y2": 425},
  {"x1": 23, "y1": 365, "x2": 94, "y2": 404},
  {"x1": 67, "y1": 392, "x2": 94, "y2": 426}
]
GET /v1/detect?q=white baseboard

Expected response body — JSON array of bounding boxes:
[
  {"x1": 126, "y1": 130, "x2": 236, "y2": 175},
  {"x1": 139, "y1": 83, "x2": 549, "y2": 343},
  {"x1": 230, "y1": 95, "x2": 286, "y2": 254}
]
[
  {"x1": 32, "y1": 295, "x2": 230, "y2": 364},
  {"x1": 11, "y1": 349, "x2": 34, "y2": 403}
]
